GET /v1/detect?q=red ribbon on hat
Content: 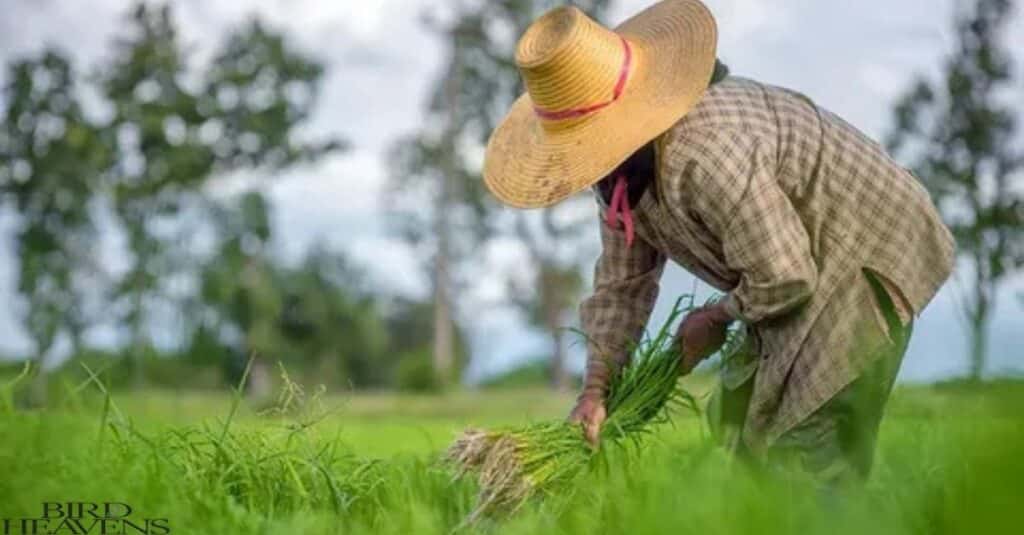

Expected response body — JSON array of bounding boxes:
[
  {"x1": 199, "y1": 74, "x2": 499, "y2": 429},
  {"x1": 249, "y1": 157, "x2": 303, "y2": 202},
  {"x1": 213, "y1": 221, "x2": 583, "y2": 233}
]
[
  {"x1": 533, "y1": 37, "x2": 633, "y2": 121},
  {"x1": 606, "y1": 174, "x2": 635, "y2": 247}
]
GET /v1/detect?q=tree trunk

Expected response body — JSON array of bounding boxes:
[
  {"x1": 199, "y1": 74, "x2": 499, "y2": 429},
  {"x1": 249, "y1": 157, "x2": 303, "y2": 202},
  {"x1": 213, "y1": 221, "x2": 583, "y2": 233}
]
[
  {"x1": 130, "y1": 279, "x2": 146, "y2": 389},
  {"x1": 968, "y1": 319, "x2": 987, "y2": 382},
  {"x1": 246, "y1": 356, "x2": 272, "y2": 402},
  {"x1": 968, "y1": 300, "x2": 989, "y2": 382},
  {"x1": 432, "y1": 32, "x2": 462, "y2": 389},
  {"x1": 28, "y1": 354, "x2": 48, "y2": 408},
  {"x1": 550, "y1": 321, "x2": 571, "y2": 392},
  {"x1": 432, "y1": 123, "x2": 455, "y2": 386},
  {"x1": 433, "y1": 255, "x2": 454, "y2": 387}
]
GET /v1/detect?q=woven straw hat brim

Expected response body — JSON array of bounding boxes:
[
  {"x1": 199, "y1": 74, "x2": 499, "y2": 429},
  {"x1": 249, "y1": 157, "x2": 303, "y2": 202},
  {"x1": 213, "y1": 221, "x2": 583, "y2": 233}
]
[{"x1": 484, "y1": 0, "x2": 718, "y2": 209}]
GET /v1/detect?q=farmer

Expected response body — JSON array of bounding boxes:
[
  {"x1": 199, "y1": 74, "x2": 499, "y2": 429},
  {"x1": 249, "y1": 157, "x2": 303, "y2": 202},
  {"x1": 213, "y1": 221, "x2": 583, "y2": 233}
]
[{"x1": 482, "y1": 0, "x2": 955, "y2": 485}]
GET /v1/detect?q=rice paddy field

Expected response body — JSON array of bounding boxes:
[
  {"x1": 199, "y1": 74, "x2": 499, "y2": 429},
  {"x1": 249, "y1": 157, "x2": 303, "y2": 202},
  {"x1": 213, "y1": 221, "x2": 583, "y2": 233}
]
[{"x1": 1, "y1": 376, "x2": 1021, "y2": 534}]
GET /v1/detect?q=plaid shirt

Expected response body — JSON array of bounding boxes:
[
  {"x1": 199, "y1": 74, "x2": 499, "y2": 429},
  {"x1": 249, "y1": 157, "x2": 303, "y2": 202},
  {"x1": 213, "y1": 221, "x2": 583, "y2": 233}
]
[{"x1": 580, "y1": 77, "x2": 955, "y2": 445}]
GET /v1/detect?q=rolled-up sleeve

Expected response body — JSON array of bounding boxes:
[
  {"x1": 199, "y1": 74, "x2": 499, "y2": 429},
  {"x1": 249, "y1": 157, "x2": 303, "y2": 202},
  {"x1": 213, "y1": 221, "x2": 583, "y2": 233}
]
[
  {"x1": 683, "y1": 133, "x2": 818, "y2": 324},
  {"x1": 579, "y1": 212, "x2": 666, "y2": 393}
]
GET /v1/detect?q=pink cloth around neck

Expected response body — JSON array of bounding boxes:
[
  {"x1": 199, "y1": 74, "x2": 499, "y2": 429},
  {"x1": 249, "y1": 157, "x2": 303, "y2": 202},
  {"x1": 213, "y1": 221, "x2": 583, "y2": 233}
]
[{"x1": 605, "y1": 174, "x2": 635, "y2": 247}]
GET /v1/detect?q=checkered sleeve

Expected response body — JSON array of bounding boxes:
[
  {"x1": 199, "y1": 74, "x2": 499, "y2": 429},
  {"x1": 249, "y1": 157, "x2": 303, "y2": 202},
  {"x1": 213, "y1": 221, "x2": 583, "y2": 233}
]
[
  {"x1": 681, "y1": 130, "x2": 818, "y2": 324},
  {"x1": 579, "y1": 212, "x2": 667, "y2": 397}
]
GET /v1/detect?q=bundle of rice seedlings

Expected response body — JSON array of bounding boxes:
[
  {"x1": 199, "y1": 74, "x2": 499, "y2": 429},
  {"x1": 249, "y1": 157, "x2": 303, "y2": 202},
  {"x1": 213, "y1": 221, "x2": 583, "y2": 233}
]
[{"x1": 447, "y1": 295, "x2": 705, "y2": 520}]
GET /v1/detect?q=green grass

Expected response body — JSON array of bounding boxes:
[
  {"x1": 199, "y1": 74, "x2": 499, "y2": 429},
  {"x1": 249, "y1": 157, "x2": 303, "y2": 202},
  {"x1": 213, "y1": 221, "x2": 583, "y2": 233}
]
[{"x1": 0, "y1": 378, "x2": 1020, "y2": 534}]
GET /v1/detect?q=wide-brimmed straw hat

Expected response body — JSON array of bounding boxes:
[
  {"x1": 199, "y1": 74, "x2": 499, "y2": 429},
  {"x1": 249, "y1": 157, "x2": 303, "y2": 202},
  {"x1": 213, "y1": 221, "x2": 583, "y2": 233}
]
[{"x1": 484, "y1": 0, "x2": 718, "y2": 209}]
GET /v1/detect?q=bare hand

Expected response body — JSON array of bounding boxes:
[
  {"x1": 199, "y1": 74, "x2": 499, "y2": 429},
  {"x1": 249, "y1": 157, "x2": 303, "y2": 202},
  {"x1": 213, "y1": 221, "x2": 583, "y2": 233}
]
[
  {"x1": 567, "y1": 394, "x2": 607, "y2": 447},
  {"x1": 677, "y1": 303, "x2": 732, "y2": 373}
]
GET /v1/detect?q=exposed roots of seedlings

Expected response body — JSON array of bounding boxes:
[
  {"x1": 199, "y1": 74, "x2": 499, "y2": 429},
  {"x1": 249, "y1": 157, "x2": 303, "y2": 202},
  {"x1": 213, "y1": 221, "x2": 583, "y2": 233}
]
[
  {"x1": 448, "y1": 425, "x2": 586, "y2": 522},
  {"x1": 446, "y1": 428, "x2": 494, "y2": 478}
]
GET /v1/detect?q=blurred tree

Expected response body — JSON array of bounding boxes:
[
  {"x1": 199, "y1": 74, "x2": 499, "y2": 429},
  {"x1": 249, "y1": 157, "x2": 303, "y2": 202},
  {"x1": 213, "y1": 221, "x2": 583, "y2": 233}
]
[
  {"x1": 0, "y1": 50, "x2": 112, "y2": 405},
  {"x1": 509, "y1": 214, "x2": 588, "y2": 391},
  {"x1": 381, "y1": 297, "x2": 470, "y2": 389},
  {"x1": 198, "y1": 191, "x2": 279, "y2": 396},
  {"x1": 887, "y1": 0, "x2": 1023, "y2": 380},
  {"x1": 200, "y1": 194, "x2": 390, "y2": 390},
  {"x1": 277, "y1": 246, "x2": 388, "y2": 388},
  {"x1": 99, "y1": 3, "x2": 342, "y2": 386},
  {"x1": 387, "y1": 0, "x2": 611, "y2": 389}
]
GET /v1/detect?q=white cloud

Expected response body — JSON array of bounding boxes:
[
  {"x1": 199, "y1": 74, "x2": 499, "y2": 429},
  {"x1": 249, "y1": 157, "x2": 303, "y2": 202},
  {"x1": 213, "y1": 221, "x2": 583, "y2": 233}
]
[
  {"x1": 858, "y1": 62, "x2": 907, "y2": 103},
  {"x1": 712, "y1": 0, "x2": 794, "y2": 43}
]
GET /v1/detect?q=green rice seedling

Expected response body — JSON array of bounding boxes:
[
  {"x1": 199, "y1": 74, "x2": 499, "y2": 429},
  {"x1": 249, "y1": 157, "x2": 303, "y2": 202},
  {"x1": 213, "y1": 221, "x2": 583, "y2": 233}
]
[
  {"x1": 156, "y1": 364, "x2": 386, "y2": 515},
  {"x1": 447, "y1": 295, "x2": 706, "y2": 521},
  {"x1": 72, "y1": 361, "x2": 387, "y2": 518}
]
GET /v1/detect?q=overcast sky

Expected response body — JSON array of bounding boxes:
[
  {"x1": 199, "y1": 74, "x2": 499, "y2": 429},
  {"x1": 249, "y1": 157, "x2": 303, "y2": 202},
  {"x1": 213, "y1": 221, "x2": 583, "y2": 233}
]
[{"x1": 0, "y1": 0, "x2": 1021, "y2": 381}]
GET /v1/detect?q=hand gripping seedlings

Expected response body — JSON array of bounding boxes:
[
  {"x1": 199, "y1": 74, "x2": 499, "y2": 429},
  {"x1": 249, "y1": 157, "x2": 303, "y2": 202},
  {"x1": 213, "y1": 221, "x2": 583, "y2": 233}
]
[{"x1": 447, "y1": 296, "x2": 707, "y2": 521}]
